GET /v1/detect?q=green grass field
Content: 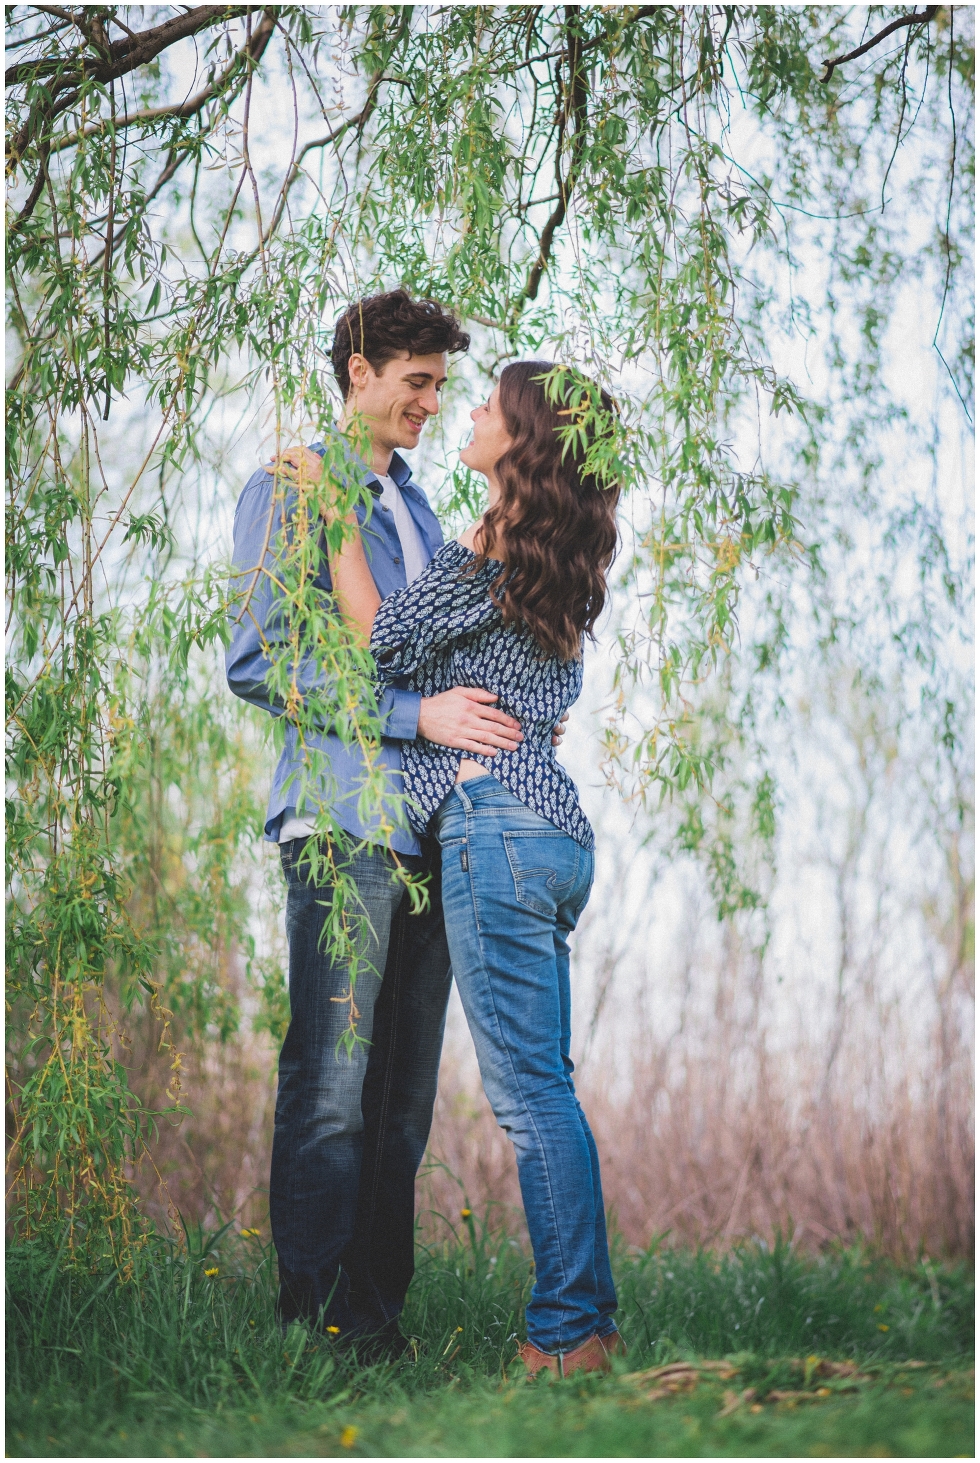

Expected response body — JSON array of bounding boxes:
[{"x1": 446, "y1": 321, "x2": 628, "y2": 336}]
[{"x1": 6, "y1": 1217, "x2": 973, "y2": 1458}]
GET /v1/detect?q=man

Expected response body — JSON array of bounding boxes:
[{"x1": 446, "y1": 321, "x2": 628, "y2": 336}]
[{"x1": 226, "y1": 290, "x2": 526, "y2": 1357}]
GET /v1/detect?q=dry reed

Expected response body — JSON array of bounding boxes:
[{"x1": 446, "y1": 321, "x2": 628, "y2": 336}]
[
  {"x1": 419, "y1": 1015, "x2": 973, "y2": 1261},
  {"x1": 127, "y1": 959, "x2": 973, "y2": 1262}
]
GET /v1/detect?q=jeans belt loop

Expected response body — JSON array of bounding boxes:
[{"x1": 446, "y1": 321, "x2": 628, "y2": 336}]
[{"x1": 452, "y1": 777, "x2": 476, "y2": 814}]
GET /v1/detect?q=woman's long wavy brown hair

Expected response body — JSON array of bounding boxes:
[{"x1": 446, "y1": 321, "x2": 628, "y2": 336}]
[{"x1": 475, "y1": 362, "x2": 621, "y2": 661}]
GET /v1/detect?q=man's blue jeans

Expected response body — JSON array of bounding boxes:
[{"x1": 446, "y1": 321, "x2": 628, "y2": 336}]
[
  {"x1": 433, "y1": 776, "x2": 618, "y2": 1354},
  {"x1": 271, "y1": 837, "x2": 452, "y2": 1333}
]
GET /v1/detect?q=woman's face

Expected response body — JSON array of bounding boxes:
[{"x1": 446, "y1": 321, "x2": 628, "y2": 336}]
[{"x1": 459, "y1": 386, "x2": 513, "y2": 490}]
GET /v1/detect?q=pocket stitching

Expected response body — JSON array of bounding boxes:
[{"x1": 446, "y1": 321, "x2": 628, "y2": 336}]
[{"x1": 503, "y1": 832, "x2": 579, "y2": 912}]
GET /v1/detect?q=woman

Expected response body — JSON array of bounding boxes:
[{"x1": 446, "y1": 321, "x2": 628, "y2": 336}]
[{"x1": 292, "y1": 362, "x2": 623, "y2": 1376}]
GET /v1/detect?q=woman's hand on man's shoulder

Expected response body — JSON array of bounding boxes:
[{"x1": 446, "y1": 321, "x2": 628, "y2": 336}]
[
  {"x1": 267, "y1": 444, "x2": 324, "y2": 486},
  {"x1": 267, "y1": 445, "x2": 357, "y2": 528}
]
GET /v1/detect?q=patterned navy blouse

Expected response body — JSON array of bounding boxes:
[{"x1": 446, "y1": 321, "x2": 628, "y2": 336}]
[{"x1": 371, "y1": 539, "x2": 594, "y2": 849}]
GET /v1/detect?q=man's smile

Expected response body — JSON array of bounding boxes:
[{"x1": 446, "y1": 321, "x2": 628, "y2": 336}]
[{"x1": 404, "y1": 411, "x2": 427, "y2": 432}]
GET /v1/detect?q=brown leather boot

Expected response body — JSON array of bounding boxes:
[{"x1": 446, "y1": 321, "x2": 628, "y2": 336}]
[
  {"x1": 598, "y1": 1329, "x2": 628, "y2": 1359},
  {"x1": 515, "y1": 1332, "x2": 619, "y2": 1380},
  {"x1": 557, "y1": 1333, "x2": 613, "y2": 1377},
  {"x1": 515, "y1": 1339, "x2": 560, "y2": 1378}
]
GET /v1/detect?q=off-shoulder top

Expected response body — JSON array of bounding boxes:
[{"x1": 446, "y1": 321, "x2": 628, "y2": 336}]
[{"x1": 370, "y1": 539, "x2": 594, "y2": 849}]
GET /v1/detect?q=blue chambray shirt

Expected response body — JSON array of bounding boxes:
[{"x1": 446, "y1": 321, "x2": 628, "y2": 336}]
[{"x1": 225, "y1": 433, "x2": 444, "y2": 855}]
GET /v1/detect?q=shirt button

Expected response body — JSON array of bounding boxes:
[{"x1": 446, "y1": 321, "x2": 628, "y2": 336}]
[{"x1": 393, "y1": 556, "x2": 402, "y2": 565}]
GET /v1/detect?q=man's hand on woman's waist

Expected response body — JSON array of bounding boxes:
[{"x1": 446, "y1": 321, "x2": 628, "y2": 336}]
[
  {"x1": 417, "y1": 687, "x2": 521, "y2": 756},
  {"x1": 417, "y1": 688, "x2": 568, "y2": 756}
]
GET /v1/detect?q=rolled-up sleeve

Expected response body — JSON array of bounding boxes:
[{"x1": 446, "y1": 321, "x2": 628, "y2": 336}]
[{"x1": 383, "y1": 686, "x2": 422, "y2": 739}]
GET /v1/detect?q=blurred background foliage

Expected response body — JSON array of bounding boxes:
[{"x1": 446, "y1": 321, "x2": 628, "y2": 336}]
[{"x1": 5, "y1": 5, "x2": 973, "y2": 1267}]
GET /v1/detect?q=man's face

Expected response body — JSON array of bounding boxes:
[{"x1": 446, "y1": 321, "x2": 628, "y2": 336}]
[{"x1": 346, "y1": 350, "x2": 449, "y2": 454}]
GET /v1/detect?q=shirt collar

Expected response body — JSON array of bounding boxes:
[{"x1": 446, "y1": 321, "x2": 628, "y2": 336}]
[
  {"x1": 316, "y1": 427, "x2": 416, "y2": 498},
  {"x1": 385, "y1": 452, "x2": 413, "y2": 489}
]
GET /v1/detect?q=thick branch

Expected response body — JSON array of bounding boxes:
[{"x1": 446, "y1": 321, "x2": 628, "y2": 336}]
[
  {"x1": 7, "y1": 7, "x2": 269, "y2": 232},
  {"x1": 5, "y1": 16, "x2": 73, "y2": 52},
  {"x1": 7, "y1": 79, "x2": 80, "y2": 176},
  {"x1": 518, "y1": 155, "x2": 569, "y2": 310},
  {"x1": 47, "y1": 9, "x2": 276, "y2": 155},
  {"x1": 6, "y1": 5, "x2": 250, "y2": 88},
  {"x1": 7, "y1": 76, "x2": 86, "y2": 230},
  {"x1": 821, "y1": 6, "x2": 939, "y2": 84},
  {"x1": 11, "y1": 133, "x2": 52, "y2": 230},
  {"x1": 29, "y1": 5, "x2": 79, "y2": 21},
  {"x1": 6, "y1": 6, "x2": 251, "y2": 177}
]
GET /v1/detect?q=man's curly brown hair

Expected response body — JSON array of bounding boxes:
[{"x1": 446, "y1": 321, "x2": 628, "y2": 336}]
[{"x1": 330, "y1": 289, "x2": 470, "y2": 399}]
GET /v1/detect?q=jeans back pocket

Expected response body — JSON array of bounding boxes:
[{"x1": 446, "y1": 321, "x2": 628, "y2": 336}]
[{"x1": 503, "y1": 830, "x2": 580, "y2": 917}]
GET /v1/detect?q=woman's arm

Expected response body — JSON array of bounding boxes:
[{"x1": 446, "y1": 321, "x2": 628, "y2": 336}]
[
  {"x1": 370, "y1": 540, "x2": 500, "y2": 682},
  {"x1": 274, "y1": 447, "x2": 501, "y2": 676},
  {"x1": 273, "y1": 444, "x2": 380, "y2": 643},
  {"x1": 326, "y1": 524, "x2": 381, "y2": 644}
]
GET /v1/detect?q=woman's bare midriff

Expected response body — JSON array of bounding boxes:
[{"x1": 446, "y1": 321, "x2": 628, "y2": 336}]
[{"x1": 456, "y1": 759, "x2": 490, "y2": 782}]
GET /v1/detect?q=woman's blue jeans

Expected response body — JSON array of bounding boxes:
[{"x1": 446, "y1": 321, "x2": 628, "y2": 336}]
[{"x1": 434, "y1": 775, "x2": 617, "y2": 1354}]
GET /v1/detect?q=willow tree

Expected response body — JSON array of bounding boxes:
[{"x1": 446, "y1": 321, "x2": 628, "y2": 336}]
[{"x1": 6, "y1": 4, "x2": 973, "y2": 1264}]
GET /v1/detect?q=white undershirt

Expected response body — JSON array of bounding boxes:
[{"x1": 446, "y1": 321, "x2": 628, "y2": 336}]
[
  {"x1": 375, "y1": 472, "x2": 428, "y2": 584},
  {"x1": 278, "y1": 470, "x2": 427, "y2": 843}
]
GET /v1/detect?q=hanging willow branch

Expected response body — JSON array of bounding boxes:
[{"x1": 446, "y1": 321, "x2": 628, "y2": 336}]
[{"x1": 5, "y1": 3, "x2": 971, "y2": 1270}]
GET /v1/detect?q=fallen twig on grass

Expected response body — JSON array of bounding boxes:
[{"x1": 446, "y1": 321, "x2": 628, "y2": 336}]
[
  {"x1": 719, "y1": 1387, "x2": 759, "y2": 1416},
  {"x1": 622, "y1": 1359, "x2": 738, "y2": 1385},
  {"x1": 785, "y1": 1358, "x2": 869, "y2": 1381},
  {"x1": 619, "y1": 1354, "x2": 886, "y2": 1413},
  {"x1": 621, "y1": 1359, "x2": 738, "y2": 1402}
]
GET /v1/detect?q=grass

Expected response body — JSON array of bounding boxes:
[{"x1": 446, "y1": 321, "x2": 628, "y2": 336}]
[{"x1": 6, "y1": 1216, "x2": 974, "y2": 1458}]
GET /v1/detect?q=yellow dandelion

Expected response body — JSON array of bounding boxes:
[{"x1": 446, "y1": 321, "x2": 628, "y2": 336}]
[
  {"x1": 461, "y1": 1208, "x2": 472, "y2": 1219},
  {"x1": 241, "y1": 1228, "x2": 261, "y2": 1238},
  {"x1": 878, "y1": 1323, "x2": 890, "y2": 1332},
  {"x1": 340, "y1": 1425, "x2": 359, "y2": 1448},
  {"x1": 204, "y1": 1267, "x2": 219, "y2": 1277}
]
